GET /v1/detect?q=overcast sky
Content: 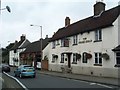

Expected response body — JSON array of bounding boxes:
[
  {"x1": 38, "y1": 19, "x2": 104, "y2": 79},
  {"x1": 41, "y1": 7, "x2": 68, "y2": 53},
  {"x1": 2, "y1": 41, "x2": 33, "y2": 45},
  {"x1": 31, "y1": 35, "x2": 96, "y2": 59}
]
[{"x1": 0, "y1": 0, "x2": 119, "y2": 48}]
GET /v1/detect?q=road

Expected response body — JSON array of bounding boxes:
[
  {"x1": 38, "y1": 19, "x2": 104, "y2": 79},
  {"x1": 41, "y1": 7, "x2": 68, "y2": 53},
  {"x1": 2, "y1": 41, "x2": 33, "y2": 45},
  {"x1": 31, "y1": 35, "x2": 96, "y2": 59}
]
[
  {"x1": 0, "y1": 73, "x2": 2, "y2": 90},
  {"x1": 7, "y1": 70, "x2": 118, "y2": 89}
]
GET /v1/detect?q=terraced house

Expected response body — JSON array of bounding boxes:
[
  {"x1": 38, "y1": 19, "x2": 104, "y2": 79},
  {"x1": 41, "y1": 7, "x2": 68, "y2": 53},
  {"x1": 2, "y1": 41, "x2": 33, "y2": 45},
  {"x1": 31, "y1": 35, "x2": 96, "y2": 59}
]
[
  {"x1": 48, "y1": 1, "x2": 120, "y2": 78},
  {"x1": 9, "y1": 34, "x2": 30, "y2": 66}
]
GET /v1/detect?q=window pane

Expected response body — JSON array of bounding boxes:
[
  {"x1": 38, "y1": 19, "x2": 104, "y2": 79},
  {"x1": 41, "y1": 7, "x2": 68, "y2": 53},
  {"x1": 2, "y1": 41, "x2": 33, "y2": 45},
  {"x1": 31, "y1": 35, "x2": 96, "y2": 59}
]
[
  {"x1": 116, "y1": 57, "x2": 120, "y2": 64},
  {"x1": 116, "y1": 53, "x2": 120, "y2": 56},
  {"x1": 95, "y1": 53, "x2": 97, "y2": 58},
  {"x1": 99, "y1": 53, "x2": 102, "y2": 58},
  {"x1": 75, "y1": 35, "x2": 77, "y2": 44},
  {"x1": 95, "y1": 31, "x2": 98, "y2": 41},
  {"x1": 95, "y1": 58, "x2": 98, "y2": 64},
  {"x1": 99, "y1": 58, "x2": 102, "y2": 64},
  {"x1": 99, "y1": 30, "x2": 102, "y2": 40},
  {"x1": 73, "y1": 54, "x2": 75, "y2": 62},
  {"x1": 73, "y1": 35, "x2": 77, "y2": 44},
  {"x1": 83, "y1": 53, "x2": 87, "y2": 63},
  {"x1": 61, "y1": 54, "x2": 64, "y2": 62},
  {"x1": 61, "y1": 39, "x2": 63, "y2": 46}
]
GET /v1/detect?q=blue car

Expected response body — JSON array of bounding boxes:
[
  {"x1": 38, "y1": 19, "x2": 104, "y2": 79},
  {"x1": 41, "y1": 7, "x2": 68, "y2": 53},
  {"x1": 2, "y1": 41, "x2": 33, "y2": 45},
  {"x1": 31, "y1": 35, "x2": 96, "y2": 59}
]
[{"x1": 14, "y1": 65, "x2": 36, "y2": 78}]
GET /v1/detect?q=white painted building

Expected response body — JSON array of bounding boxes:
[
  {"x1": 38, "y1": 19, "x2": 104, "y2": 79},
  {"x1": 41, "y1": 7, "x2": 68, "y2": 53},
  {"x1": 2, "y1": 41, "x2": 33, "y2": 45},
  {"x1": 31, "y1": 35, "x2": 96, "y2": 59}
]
[
  {"x1": 9, "y1": 35, "x2": 30, "y2": 66},
  {"x1": 47, "y1": 1, "x2": 120, "y2": 78}
]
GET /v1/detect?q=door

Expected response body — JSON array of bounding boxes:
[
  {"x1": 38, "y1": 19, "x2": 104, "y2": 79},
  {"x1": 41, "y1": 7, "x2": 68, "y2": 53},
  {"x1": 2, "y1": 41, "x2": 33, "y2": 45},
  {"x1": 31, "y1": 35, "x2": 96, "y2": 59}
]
[{"x1": 67, "y1": 53, "x2": 71, "y2": 68}]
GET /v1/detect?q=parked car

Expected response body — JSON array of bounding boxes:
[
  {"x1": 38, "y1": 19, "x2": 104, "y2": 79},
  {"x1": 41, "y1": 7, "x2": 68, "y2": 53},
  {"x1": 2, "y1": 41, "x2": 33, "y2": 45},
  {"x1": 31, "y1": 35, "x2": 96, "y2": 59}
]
[
  {"x1": 14, "y1": 65, "x2": 36, "y2": 78},
  {"x1": 0, "y1": 64, "x2": 11, "y2": 72}
]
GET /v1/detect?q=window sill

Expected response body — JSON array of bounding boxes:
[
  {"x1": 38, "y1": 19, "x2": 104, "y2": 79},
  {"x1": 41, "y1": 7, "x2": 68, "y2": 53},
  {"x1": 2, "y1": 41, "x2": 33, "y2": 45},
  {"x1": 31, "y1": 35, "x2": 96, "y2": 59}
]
[
  {"x1": 72, "y1": 62, "x2": 77, "y2": 64},
  {"x1": 94, "y1": 64, "x2": 102, "y2": 66},
  {"x1": 94, "y1": 40, "x2": 102, "y2": 42},
  {"x1": 72, "y1": 44, "x2": 78, "y2": 46},
  {"x1": 56, "y1": 44, "x2": 60, "y2": 46},
  {"x1": 51, "y1": 61, "x2": 55, "y2": 63},
  {"x1": 61, "y1": 46, "x2": 69, "y2": 47},
  {"x1": 60, "y1": 61, "x2": 64, "y2": 63},
  {"x1": 114, "y1": 64, "x2": 120, "y2": 67}
]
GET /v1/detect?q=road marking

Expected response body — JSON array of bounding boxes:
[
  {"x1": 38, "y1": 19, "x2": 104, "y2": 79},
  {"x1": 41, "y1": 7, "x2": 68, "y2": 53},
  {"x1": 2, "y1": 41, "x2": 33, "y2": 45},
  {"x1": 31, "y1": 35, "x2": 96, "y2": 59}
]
[
  {"x1": 97, "y1": 84, "x2": 113, "y2": 88},
  {"x1": 73, "y1": 80, "x2": 89, "y2": 83},
  {"x1": 3, "y1": 72, "x2": 28, "y2": 90},
  {"x1": 90, "y1": 83, "x2": 96, "y2": 85},
  {"x1": 0, "y1": 76, "x2": 4, "y2": 82}
]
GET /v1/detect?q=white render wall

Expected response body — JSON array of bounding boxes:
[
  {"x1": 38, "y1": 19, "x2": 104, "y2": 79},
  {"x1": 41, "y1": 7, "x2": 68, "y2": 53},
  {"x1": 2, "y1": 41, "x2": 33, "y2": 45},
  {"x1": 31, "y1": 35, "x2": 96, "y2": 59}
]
[
  {"x1": 48, "y1": 18, "x2": 119, "y2": 78},
  {"x1": 9, "y1": 48, "x2": 25, "y2": 66},
  {"x1": 118, "y1": 15, "x2": 120, "y2": 45},
  {"x1": 9, "y1": 50, "x2": 14, "y2": 66},
  {"x1": 49, "y1": 64, "x2": 119, "y2": 78},
  {"x1": 42, "y1": 44, "x2": 51, "y2": 60}
]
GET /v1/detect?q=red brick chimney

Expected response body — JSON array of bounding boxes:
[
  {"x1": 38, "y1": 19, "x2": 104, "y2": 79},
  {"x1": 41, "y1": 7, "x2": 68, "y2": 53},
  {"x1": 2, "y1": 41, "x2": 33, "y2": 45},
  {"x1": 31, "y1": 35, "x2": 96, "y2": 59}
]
[
  {"x1": 94, "y1": 0, "x2": 106, "y2": 16},
  {"x1": 65, "y1": 17, "x2": 70, "y2": 27}
]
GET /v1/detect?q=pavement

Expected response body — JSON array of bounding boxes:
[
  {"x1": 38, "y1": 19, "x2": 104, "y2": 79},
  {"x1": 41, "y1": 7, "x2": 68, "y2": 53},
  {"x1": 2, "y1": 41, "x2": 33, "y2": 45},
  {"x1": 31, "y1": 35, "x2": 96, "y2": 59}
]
[{"x1": 37, "y1": 70, "x2": 120, "y2": 87}]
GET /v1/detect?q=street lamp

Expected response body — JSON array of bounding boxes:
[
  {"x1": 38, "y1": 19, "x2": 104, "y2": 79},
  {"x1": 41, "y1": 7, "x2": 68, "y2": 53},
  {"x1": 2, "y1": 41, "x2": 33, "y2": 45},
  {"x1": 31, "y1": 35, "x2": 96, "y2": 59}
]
[
  {"x1": 30, "y1": 24, "x2": 42, "y2": 69},
  {"x1": 0, "y1": 6, "x2": 11, "y2": 13}
]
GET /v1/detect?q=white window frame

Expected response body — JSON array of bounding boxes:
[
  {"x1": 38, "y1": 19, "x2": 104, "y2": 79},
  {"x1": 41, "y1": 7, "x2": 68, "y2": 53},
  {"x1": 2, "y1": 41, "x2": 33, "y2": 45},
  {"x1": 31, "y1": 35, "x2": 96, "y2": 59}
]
[
  {"x1": 94, "y1": 52, "x2": 102, "y2": 65},
  {"x1": 56, "y1": 40, "x2": 60, "y2": 45},
  {"x1": 95, "y1": 29, "x2": 102, "y2": 41},
  {"x1": 82, "y1": 52, "x2": 87, "y2": 63},
  {"x1": 116, "y1": 52, "x2": 120, "y2": 65},
  {"x1": 72, "y1": 53, "x2": 77, "y2": 64},
  {"x1": 52, "y1": 41, "x2": 56, "y2": 49},
  {"x1": 73, "y1": 35, "x2": 78, "y2": 45},
  {"x1": 61, "y1": 39, "x2": 64, "y2": 47},
  {"x1": 60, "y1": 53, "x2": 64, "y2": 63}
]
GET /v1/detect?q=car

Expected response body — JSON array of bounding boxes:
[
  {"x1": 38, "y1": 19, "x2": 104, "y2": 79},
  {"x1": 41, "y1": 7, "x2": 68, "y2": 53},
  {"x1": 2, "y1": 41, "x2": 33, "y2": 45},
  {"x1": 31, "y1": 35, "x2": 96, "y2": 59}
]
[
  {"x1": 14, "y1": 65, "x2": 36, "y2": 78},
  {"x1": 1, "y1": 64, "x2": 11, "y2": 72}
]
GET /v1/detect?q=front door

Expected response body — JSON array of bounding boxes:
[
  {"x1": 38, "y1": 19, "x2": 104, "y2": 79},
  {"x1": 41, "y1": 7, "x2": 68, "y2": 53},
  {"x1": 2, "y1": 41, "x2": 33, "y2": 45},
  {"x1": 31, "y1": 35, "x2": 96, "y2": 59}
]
[{"x1": 67, "y1": 53, "x2": 71, "y2": 68}]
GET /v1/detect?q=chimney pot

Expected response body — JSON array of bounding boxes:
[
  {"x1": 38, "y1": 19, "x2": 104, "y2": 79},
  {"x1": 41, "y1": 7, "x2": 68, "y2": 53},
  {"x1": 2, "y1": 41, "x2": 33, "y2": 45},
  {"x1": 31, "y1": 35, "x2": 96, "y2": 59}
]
[
  {"x1": 46, "y1": 35, "x2": 48, "y2": 38},
  {"x1": 15, "y1": 40, "x2": 18, "y2": 43}
]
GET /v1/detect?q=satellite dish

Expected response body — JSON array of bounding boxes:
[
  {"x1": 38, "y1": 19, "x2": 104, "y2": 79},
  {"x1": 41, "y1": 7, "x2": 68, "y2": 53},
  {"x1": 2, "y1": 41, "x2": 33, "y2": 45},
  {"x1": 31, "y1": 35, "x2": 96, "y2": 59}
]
[{"x1": 6, "y1": 6, "x2": 11, "y2": 12}]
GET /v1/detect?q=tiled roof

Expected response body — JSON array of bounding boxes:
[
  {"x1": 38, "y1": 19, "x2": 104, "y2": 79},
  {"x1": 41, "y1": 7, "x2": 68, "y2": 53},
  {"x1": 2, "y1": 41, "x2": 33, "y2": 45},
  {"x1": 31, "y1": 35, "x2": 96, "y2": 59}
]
[
  {"x1": 10, "y1": 39, "x2": 30, "y2": 50},
  {"x1": 51, "y1": 5, "x2": 120, "y2": 41},
  {"x1": 19, "y1": 39, "x2": 31, "y2": 49},
  {"x1": 10, "y1": 41, "x2": 24, "y2": 50},
  {"x1": 21, "y1": 38, "x2": 51, "y2": 53},
  {"x1": 112, "y1": 45, "x2": 120, "y2": 51}
]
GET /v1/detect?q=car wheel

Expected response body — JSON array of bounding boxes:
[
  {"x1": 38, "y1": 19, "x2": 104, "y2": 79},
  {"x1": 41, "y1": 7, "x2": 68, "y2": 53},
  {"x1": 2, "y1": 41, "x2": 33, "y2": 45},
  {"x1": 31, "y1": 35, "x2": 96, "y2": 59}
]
[
  {"x1": 33, "y1": 75, "x2": 36, "y2": 78},
  {"x1": 19, "y1": 74, "x2": 22, "y2": 78}
]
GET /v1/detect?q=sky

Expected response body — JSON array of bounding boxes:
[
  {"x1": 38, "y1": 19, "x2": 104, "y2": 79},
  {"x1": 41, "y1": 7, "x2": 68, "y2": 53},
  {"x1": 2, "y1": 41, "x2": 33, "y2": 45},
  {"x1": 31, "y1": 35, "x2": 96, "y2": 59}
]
[{"x1": 0, "y1": 0, "x2": 120, "y2": 48}]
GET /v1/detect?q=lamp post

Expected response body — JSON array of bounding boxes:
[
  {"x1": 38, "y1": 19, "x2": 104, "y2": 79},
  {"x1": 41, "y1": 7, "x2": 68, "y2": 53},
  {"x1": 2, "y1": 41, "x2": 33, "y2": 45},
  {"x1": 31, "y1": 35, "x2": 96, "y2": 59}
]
[
  {"x1": 0, "y1": 6, "x2": 11, "y2": 13},
  {"x1": 30, "y1": 24, "x2": 42, "y2": 69}
]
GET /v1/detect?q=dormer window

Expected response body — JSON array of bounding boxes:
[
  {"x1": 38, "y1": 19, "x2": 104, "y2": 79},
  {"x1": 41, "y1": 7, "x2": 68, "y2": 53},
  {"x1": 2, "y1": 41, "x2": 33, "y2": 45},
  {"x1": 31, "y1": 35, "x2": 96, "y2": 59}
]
[{"x1": 94, "y1": 29, "x2": 102, "y2": 42}]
